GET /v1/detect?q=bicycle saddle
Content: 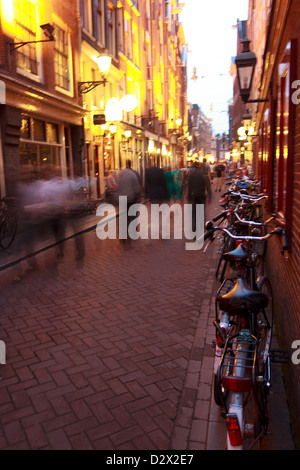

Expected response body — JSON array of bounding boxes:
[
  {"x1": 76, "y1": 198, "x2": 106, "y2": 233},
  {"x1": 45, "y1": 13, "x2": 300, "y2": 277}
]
[
  {"x1": 223, "y1": 243, "x2": 248, "y2": 262},
  {"x1": 218, "y1": 278, "x2": 268, "y2": 314}
]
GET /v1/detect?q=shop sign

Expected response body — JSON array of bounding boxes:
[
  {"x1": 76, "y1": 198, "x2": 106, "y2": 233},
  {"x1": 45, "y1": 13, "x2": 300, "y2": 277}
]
[{"x1": 93, "y1": 114, "x2": 106, "y2": 125}]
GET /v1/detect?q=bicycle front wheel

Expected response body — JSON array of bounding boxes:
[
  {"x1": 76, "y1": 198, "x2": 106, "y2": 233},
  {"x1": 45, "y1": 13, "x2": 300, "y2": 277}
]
[{"x1": 0, "y1": 215, "x2": 17, "y2": 249}]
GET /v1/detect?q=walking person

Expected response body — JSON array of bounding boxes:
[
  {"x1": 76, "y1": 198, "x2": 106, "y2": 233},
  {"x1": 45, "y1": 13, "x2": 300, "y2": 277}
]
[
  {"x1": 215, "y1": 161, "x2": 225, "y2": 192},
  {"x1": 187, "y1": 162, "x2": 212, "y2": 233},
  {"x1": 117, "y1": 159, "x2": 141, "y2": 248}
]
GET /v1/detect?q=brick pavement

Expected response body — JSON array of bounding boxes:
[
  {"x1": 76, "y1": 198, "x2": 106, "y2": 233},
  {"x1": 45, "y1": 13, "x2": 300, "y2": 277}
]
[{"x1": 0, "y1": 191, "x2": 295, "y2": 450}]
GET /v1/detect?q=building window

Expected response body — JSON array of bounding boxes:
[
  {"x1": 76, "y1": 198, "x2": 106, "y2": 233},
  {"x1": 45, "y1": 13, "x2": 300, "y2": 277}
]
[
  {"x1": 54, "y1": 25, "x2": 70, "y2": 91},
  {"x1": 117, "y1": 6, "x2": 124, "y2": 54},
  {"x1": 275, "y1": 43, "x2": 291, "y2": 217},
  {"x1": 124, "y1": 14, "x2": 132, "y2": 61},
  {"x1": 96, "y1": 0, "x2": 105, "y2": 46},
  {"x1": 132, "y1": 22, "x2": 139, "y2": 67},
  {"x1": 107, "y1": 2, "x2": 117, "y2": 58},
  {"x1": 14, "y1": 0, "x2": 38, "y2": 75},
  {"x1": 82, "y1": 0, "x2": 93, "y2": 35}
]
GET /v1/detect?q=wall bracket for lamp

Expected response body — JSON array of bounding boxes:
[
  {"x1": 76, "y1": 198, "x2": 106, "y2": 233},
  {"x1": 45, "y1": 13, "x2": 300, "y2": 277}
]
[
  {"x1": 10, "y1": 24, "x2": 55, "y2": 51},
  {"x1": 78, "y1": 79, "x2": 107, "y2": 94}
]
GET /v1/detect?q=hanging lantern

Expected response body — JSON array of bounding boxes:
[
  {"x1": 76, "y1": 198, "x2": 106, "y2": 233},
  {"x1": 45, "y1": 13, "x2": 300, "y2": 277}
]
[{"x1": 235, "y1": 39, "x2": 257, "y2": 103}]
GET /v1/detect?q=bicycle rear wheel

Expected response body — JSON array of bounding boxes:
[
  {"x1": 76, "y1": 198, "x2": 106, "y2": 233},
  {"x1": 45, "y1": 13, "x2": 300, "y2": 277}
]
[
  {"x1": 242, "y1": 388, "x2": 263, "y2": 450},
  {"x1": 256, "y1": 276, "x2": 273, "y2": 375}
]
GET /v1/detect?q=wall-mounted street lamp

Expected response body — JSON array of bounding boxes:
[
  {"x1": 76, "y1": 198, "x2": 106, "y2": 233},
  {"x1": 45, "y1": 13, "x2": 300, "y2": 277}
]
[
  {"x1": 10, "y1": 23, "x2": 55, "y2": 51},
  {"x1": 109, "y1": 124, "x2": 117, "y2": 134},
  {"x1": 235, "y1": 39, "x2": 269, "y2": 104},
  {"x1": 78, "y1": 54, "x2": 112, "y2": 94},
  {"x1": 168, "y1": 117, "x2": 183, "y2": 136},
  {"x1": 242, "y1": 111, "x2": 253, "y2": 134}
]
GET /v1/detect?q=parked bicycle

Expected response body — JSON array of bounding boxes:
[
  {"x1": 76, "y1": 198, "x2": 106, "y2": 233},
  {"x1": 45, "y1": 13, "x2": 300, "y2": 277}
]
[
  {"x1": 0, "y1": 197, "x2": 18, "y2": 249},
  {"x1": 203, "y1": 220, "x2": 288, "y2": 450},
  {"x1": 214, "y1": 192, "x2": 269, "y2": 282}
]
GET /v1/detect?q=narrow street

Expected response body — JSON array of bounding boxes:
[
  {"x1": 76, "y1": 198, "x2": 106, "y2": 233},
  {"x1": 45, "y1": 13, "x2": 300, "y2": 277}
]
[{"x1": 0, "y1": 192, "x2": 295, "y2": 450}]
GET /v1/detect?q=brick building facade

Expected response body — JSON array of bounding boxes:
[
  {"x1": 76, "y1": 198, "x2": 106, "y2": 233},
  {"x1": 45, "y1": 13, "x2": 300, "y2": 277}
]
[
  {"x1": 0, "y1": 1, "x2": 188, "y2": 198},
  {"x1": 244, "y1": 0, "x2": 300, "y2": 446},
  {"x1": 0, "y1": 0, "x2": 84, "y2": 196}
]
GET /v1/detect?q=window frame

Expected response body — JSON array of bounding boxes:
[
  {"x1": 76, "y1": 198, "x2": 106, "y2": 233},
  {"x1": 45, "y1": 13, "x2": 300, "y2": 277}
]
[{"x1": 14, "y1": 0, "x2": 42, "y2": 80}]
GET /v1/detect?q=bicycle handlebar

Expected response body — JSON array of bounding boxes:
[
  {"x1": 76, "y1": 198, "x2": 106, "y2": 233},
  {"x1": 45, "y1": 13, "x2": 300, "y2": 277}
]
[
  {"x1": 204, "y1": 222, "x2": 288, "y2": 251},
  {"x1": 212, "y1": 208, "x2": 270, "y2": 227},
  {"x1": 223, "y1": 191, "x2": 267, "y2": 202},
  {"x1": 212, "y1": 210, "x2": 228, "y2": 222}
]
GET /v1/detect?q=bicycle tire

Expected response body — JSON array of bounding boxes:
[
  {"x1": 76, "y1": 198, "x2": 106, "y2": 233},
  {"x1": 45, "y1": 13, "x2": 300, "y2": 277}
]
[
  {"x1": 213, "y1": 374, "x2": 223, "y2": 406},
  {"x1": 0, "y1": 214, "x2": 17, "y2": 249},
  {"x1": 215, "y1": 233, "x2": 230, "y2": 280},
  {"x1": 242, "y1": 388, "x2": 262, "y2": 450},
  {"x1": 256, "y1": 276, "x2": 274, "y2": 375},
  {"x1": 219, "y1": 236, "x2": 236, "y2": 282},
  {"x1": 225, "y1": 336, "x2": 262, "y2": 450}
]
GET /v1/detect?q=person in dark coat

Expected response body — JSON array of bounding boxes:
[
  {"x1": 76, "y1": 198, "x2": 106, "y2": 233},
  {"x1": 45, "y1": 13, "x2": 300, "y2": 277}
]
[
  {"x1": 145, "y1": 166, "x2": 168, "y2": 203},
  {"x1": 187, "y1": 162, "x2": 212, "y2": 232}
]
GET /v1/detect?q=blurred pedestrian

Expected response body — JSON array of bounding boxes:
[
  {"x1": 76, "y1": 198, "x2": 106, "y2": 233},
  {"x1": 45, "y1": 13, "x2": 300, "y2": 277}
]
[
  {"x1": 215, "y1": 161, "x2": 225, "y2": 192},
  {"x1": 173, "y1": 168, "x2": 183, "y2": 201},
  {"x1": 145, "y1": 166, "x2": 168, "y2": 203},
  {"x1": 105, "y1": 170, "x2": 119, "y2": 205},
  {"x1": 199, "y1": 158, "x2": 210, "y2": 178},
  {"x1": 187, "y1": 162, "x2": 212, "y2": 232},
  {"x1": 164, "y1": 167, "x2": 176, "y2": 201},
  {"x1": 210, "y1": 161, "x2": 216, "y2": 184},
  {"x1": 117, "y1": 159, "x2": 141, "y2": 247}
]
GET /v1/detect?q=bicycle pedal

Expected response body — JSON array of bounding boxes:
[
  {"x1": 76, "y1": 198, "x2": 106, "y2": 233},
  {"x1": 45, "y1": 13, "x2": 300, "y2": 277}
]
[{"x1": 270, "y1": 348, "x2": 289, "y2": 363}]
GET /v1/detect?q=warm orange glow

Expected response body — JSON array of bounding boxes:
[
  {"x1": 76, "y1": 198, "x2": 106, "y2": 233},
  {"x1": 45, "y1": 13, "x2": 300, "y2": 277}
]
[{"x1": 1, "y1": 0, "x2": 15, "y2": 37}]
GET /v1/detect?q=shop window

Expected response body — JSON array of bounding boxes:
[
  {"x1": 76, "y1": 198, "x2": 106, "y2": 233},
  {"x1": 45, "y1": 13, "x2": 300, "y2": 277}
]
[
  {"x1": 47, "y1": 123, "x2": 59, "y2": 144},
  {"x1": 33, "y1": 119, "x2": 46, "y2": 141},
  {"x1": 64, "y1": 127, "x2": 72, "y2": 177},
  {"x1": 20, "y1": 116, "x2": 62, "y2": 180},
  {"x1": 21, "y1": 117, "x2": 31, "y2": 139},
  {"x1": 258, "y1": 109, "x2": 270, "y2": 193}
]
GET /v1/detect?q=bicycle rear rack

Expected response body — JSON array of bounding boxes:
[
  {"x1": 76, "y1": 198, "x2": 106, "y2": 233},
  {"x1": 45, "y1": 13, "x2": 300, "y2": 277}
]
[{"x1": 218, "y1": 330, "x2": 257, "y2": 393}]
